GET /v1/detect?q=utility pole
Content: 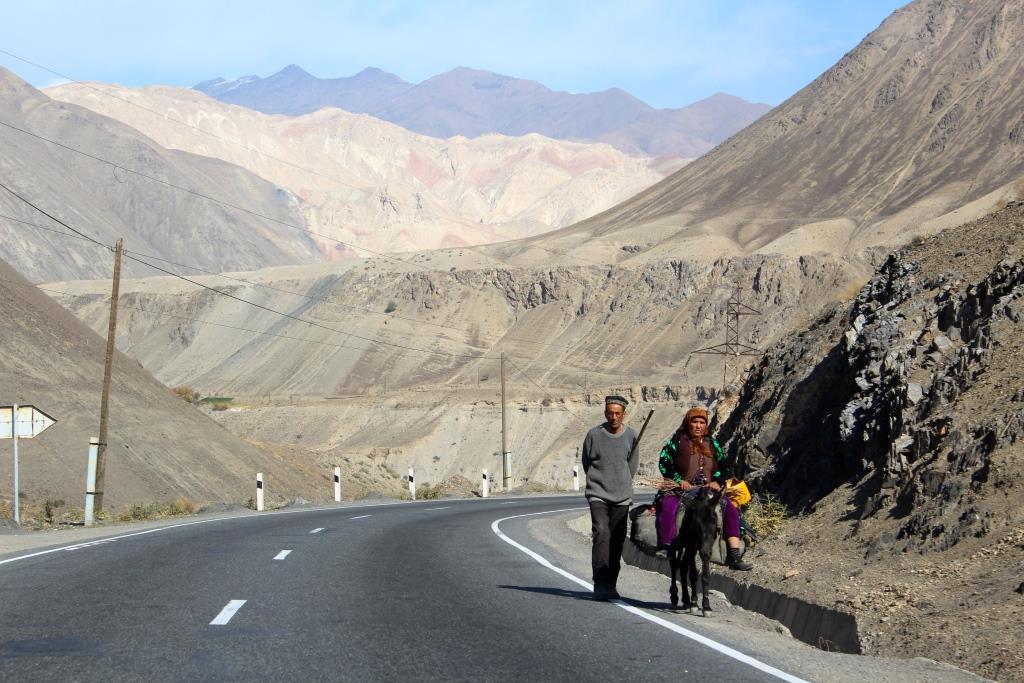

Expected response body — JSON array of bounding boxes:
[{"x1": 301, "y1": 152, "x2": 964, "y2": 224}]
[
  {"x1": 692, "y1": 279, "x2": 761, "y2": 389},
  {"x1": 95, "y1": 238, "x2": 123, "y2": 514},
  {"x1": 500, "y1": 352, "x2": 510, "y2": 490}
]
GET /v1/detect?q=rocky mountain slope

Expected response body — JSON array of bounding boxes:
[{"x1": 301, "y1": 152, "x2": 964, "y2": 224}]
[
  {"x1": 194, "y1": 65, "x2": 771, "y2": 158},
  {"x1": 46, "y1": 249, "x2": 872, "y2": 490},
  {"x1": 716, "y1": 200, "x2": 1024, "y2": 681},
  {"x1": 0, "y1": 255, "x2": 324, "y2": 512},
  {"x1": 47, "y1": 82, "x2": 677, "y2": 258},
  {"x1": 0, "y1": 68, "x2": 320, "y2": 282},
  {"x1": 500, "y1": 0, "x2": 1024, "y2": 266}
]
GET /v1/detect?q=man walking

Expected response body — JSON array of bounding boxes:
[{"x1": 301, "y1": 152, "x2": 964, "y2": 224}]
[{"x1": 581, "y1": 395, "x2": 639, "y2": 600}]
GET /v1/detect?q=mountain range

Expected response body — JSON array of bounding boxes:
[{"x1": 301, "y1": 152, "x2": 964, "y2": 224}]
[
  {"x1": 0, "y1": 67, "x2": 320, "y2": 281},
  {"x1": 194, "y1": 65, "x2": 771, "y2": 158},
  {"x1": 498, "y1": 0, "x2": 1024, "y2": 266},
  {"x1": 47, "y1": 82, "x2": 679, "y2": 260}
]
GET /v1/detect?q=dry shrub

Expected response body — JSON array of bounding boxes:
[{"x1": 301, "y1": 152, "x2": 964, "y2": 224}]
[
  {"x1": 168, "y1": 497, "x2": 199, "y2": 515},
  {"x1": 209, "y1": 401, "x2": 231, "y2": 411},
  {"x1": 173, "y1": 385, "x2": 199, "y2": 403},
  {"x1": 745, "y1": 493, "x2": 788, "y2": 539}
]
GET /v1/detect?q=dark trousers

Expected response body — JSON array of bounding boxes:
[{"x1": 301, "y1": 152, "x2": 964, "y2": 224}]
[{"x1": 588, "y1": 498, "x2": 629, "y2": 589}]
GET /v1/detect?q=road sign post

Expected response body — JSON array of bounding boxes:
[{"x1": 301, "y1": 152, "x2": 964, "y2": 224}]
[{"x1": 1, "y1": 404, "x2": 57, "y2": 527}]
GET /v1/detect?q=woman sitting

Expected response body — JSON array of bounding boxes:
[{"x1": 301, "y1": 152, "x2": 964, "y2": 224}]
[{"x1": 656, "y1": 407, "x2": 752, "y2": 571}]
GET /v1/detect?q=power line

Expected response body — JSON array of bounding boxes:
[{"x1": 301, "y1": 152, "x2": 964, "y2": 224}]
[
  {"x1": 0, "y1": 208, "x2": 577, "y2": 351},
  {"x1": 0, "y1": 47, "x2": 589, "y2": 265},
  {"x1": 0, "y1": 178, "x2": 489, "y2": 360},
  {"x1": 505, "y1": 356, "x2": 588, "y2": 426},
  {"x1": 0, "y1": 117, "x2": 437, "y2": 270}
]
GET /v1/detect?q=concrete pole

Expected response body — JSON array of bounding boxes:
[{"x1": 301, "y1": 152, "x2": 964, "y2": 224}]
[
  {"x1": 408, "y1": 468, "x2": 416, "y2": 500},
  {"x1": 84, "y1": 437, "x2": 99, "y2": 526},
  {"x1": 481, "y1": 469, "x2": 489, "y2": 498},
  {"x1": 256, "y1": 472, "x2": 265, "y2": 511},
  {"x1": 333, "y1": 466, "x2": 342, "y2": 503},
  {"x1": 12, "y1": 403, "x2": 18, "y2": 527},
  {"x1": 573, "y1": 465, "x2": 580, "y2": 492},
  {"x1": 500, "y1": 353, "x2": 510, "y2": 490},
  {"x1": 96, "y1": 237, "x2": 123, "y2": 515}
]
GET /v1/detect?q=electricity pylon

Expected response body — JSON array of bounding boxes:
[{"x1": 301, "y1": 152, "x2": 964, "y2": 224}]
[{"x1": 691, "y1": 280, "x2": 761, "y2": 389}]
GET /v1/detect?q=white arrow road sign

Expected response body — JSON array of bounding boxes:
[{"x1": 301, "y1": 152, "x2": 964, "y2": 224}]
[{"x1": 0, "y1": 405, "x2": 57, "y2": 439}]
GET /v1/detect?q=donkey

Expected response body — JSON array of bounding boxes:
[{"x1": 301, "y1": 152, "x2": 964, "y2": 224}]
[{"x1": 668, "y1": 486, "x2": 723, "y2": 616}]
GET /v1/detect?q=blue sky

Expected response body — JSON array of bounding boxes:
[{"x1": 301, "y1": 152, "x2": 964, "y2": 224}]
[{"x1": 1, "y1": 1, "x2": 906, "y2": 108}]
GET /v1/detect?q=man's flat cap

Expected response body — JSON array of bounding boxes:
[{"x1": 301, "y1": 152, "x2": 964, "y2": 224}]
[{"x1": 605, "y1": 395, "x2": 629, "y2": 407}]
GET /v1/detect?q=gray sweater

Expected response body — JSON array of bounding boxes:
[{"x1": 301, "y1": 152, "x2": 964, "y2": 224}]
[{"x1": 581, "y1": 424, "x2": 639, "y2": 505}]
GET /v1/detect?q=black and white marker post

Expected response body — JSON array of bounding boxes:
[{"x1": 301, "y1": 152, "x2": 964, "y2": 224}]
[
  {"x1": 333, "y1": 466, "x2": 341, "y2": 502},
  {"x1": 482, "y1": 469, "x2": 489, "y2": 498},
  {"x1": 84, "y1": 437, "x2": 99, "y2": 526},
  {"x1": 408, "y1": 468, "x2": 415, "y2": 500},
  {"x1": 256, "y1": 472, "x2": 265, "y2": 511},
  {"x1": 572, "y1": 465, "x2": 580, "y2": 492}
]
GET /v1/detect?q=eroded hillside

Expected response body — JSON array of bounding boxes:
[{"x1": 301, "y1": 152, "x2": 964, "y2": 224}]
[{"x1": 718, "y1": 201, "x2": 1024, "y2": 681}]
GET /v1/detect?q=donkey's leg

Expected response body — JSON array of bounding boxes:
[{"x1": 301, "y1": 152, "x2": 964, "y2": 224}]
[
  {"x1": 668, "y1": 549, "x2": 680, "y2": 607},
  {"x1": 699, "y1": 551, "x2": 712, "y2": 616},
  {"x1": 682, "y1": 546, "x2": 698, "y2": 611}
]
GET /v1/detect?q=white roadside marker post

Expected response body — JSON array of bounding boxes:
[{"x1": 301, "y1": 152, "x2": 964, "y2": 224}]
[
  {"x1": 12, "y1": 403, "x2": 19, "y2": 526},
  {"x1": 256, "y1": 472, "x2": 265, "y2": 511},
  {"x1": 573, "y1": 465, "x2": 580, "y2": 492},
  {"x1": 408, "y1": 468, "x2": 415, "y2": 501},
  {"x1": 482, "y1": 469, "x2": 489, "y2": 498},
  {"x1": 333, "y1": 465, "x2": 341, "y2": 503},
  {"x1": 84, "y1": 437, "x2": 99, "y2": 526}
]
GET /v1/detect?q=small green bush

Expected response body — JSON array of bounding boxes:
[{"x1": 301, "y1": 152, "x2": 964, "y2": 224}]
[{"x1": 384, "y1": 300, "x2": 397, "y2": 313}]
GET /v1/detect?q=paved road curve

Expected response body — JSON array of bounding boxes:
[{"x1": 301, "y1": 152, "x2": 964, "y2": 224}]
[{"x1": 0, "y1": 496, "x2": 803, "y2": 681}]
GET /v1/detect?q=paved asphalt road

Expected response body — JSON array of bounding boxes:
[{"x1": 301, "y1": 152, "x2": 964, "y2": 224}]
[{"x1": 0, "y1": 496, "x2": 806, "y2": 682}]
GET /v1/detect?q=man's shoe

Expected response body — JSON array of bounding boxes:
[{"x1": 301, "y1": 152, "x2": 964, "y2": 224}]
[
  {"x1": 726, "y1": 547, "x2": 753, "y2": 571},
  {"x1": 593, "y1": 584, "x2": 619, "y2": 600}
]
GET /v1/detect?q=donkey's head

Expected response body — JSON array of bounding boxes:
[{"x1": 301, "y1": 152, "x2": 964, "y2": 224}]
[{"x1": 683, "y1": 486, "x2": 723, "y2": 513}]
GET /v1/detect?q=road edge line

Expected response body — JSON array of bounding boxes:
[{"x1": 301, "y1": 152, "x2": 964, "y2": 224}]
[{"x1": 491, "y1": 508, "x2": 809, "y2": 683}]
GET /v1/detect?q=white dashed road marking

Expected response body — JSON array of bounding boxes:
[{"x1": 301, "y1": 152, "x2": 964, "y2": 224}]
[
  {"x1": 423, "y1": 507, "x2": 449, "y2": 511},
  {"x1": 210, "y1": 600, "x2": 246, "y2": 626},
  {"x1": 273, "y1": 550, "x2": 292, "y2": 561},
  {"x1": 350, "y1": 515, "x2": 371, "y2": 520},
  {"x1": 309, "y1": 528, "x2": 324, "y2": 534}
]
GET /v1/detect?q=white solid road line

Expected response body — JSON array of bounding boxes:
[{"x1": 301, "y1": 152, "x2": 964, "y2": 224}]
[
  {"x1": 423, "y1": 507, "x2": 449, "y2": 511},
  {"x1": 350, "y1": 514, "x2": 371, "y2": 520},
  {"x1": 273, "y1": 550, "x2": 292, "y2": 560},
  {"x1": 309, "y1": 528, "x2": 324, "y2": 534},
  {"x1": 210, "y1": 599, "x2": 246, "y2": 626},
  {"x1": 491, "y1": 510, "x2": 808, "y2": 683}
]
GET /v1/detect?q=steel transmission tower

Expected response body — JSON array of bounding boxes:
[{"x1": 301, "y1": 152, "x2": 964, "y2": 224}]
[{"x1": 692, "y1": 281, "x2": 761, "y2": 389}]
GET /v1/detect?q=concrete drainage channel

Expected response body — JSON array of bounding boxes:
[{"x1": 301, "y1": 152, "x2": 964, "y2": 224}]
[{"x1": 622, "y1": 541, "x2": 861, "y2": 654}]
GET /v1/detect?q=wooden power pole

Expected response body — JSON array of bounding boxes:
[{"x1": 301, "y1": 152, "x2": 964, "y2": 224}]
[
  {"x1": 500, "y1": 352, "x2": 510, "y2": 490},
  {"x1": 95, "y1": 238, "x2": 123, "y2": 513}
]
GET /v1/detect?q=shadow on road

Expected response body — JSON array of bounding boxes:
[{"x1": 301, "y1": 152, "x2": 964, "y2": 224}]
[{"x1": 497, "y1": 584, "x2": 679, "y2": 613}]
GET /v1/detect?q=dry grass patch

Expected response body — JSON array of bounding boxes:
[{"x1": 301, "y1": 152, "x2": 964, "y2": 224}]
[{"x1": 744, "y1": 493, "x2": 788, "y2": 539}]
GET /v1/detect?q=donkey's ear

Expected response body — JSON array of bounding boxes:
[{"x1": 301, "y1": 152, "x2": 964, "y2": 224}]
[{"x1": 710, "y1": 487, "x2": 724, "y2": 505}]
